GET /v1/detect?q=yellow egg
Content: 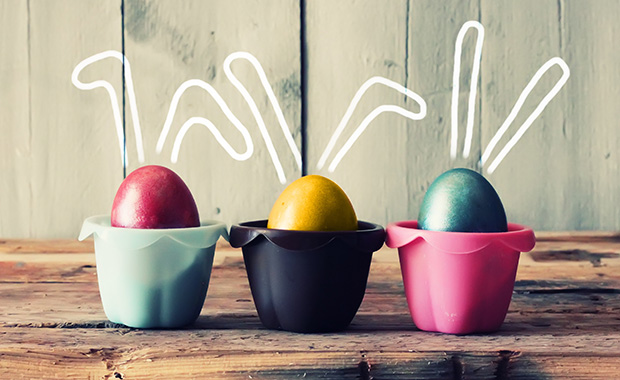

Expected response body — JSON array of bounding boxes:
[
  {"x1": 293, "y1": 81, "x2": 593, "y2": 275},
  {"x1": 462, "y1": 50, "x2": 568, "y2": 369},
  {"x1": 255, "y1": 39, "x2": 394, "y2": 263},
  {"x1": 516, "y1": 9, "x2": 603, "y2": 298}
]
[{"x1": 267, "y1": 175, "x2": 358, "y2": 231}]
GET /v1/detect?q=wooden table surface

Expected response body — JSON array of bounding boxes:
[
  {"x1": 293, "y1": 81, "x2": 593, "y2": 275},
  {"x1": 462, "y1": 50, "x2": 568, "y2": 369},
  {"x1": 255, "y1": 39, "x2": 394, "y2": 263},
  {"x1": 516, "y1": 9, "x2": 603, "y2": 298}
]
[{"x1": 1, "y1": 233, "x2": 619, "y2": 379}]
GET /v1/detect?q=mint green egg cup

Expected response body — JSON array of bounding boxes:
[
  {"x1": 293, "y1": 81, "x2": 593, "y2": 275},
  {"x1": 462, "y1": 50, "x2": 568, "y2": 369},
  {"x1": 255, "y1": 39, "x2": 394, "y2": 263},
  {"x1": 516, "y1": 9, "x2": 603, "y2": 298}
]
[{"x1": 79, "y1": 215, "x2": 228, "y2": 329}]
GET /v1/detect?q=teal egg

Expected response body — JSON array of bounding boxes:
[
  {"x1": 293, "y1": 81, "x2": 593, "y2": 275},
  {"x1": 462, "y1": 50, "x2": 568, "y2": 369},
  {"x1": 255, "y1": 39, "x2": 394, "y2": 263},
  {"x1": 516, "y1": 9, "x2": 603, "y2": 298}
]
[{"x1": 418, "y1": 168, "x2": 507, "y2": 233}]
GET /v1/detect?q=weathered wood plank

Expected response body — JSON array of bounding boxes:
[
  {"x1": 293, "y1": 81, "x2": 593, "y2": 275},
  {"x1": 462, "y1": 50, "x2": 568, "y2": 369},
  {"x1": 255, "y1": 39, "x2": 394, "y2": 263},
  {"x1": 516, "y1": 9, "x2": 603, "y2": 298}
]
[
  {"x1": 0, "y1": 346, "x2": 619, "y2": 379},
  {"x1": 558, "y1": 0, "x2": 620, "y2": 230},
  {"x1": 122, "y1": 0, "x2": 302, "y2": 229},
  {"x1": 303, "y1": 0, "x2": 620, "y2": 232},
  {"x1": 480, "y1": 0, "x2": 564, "y2": 230},
  {"x1": 535, "y1": 230, "x2": 620, "y2": 241},
  {"x1": 2, "y1": 235, "x2": 620, "y2": 282},
  {"x1": 0, "y1": 1, "x2": 30, "y2": 238},
  {"x1": 0, "y1": 237, "x2": 230, "y2": 254},
  {"x1": 1, "y1": 234, "x2": 620, "y2": 378},
  {"x1": 479, "y1": 0, "x2": 620, "y2": 231},
  {"x1": 26, "y1": 0, "x2": 124, "y2": 238},
  {"x1": 304, "y1": 1, "x2": 475, "y2": 225},
  {"x1": 305, "y1": 1, "x2": 487, "y2": 227},
  {"x1": 1, "y1": 235, "x2": 619, "y2": 330},
  {"x1": 304, "y1": 0, "x2": 411, "y2": 225},
  {"x1": 1, "y1": 231, "x2": 618, "y2": 253},
  {"x1": 2, "y1": 280, "x2": 619, "y2": 332},
  {"x1": 1, "y1": 331, "x2": 619, "y2": 379},
  {"x1": 2, "y1": 1, "x2": 620, "y2": 239},
  {"x1": 0, "y1": 239, "x2": 94, "y2": 254},
  {"x1": 2, "y1": 326, "x2": 620, "y2": 356},
  {"x1": 404, "y1": 0, "x2": 483, "y2": 204}
]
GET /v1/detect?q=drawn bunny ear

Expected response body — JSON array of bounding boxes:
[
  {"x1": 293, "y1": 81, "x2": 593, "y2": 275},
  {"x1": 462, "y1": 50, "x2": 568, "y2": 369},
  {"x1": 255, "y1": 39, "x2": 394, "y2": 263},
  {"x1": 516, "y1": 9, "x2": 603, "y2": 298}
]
[
  {"x1": 155, "y1": 78, "x2": 255, "y2": 163},
  {"x1": 71, "y1": 50, "x2": 145, "y2": 169},
  {"x1": 74, "y1": 50, "x2": 299, "y2": 185},
  {"x1": 316, "y1": 76, "x2": 427, "y2": 173},
  {"x1": 155, "y1": 51, "x2": 301, "y2": 185},
  {"x1": 451, "y1": 20, "x2": 484, "y2": 160},
  {"x1": 481, "y1": 57, "x2": 570, "y2": 173}
]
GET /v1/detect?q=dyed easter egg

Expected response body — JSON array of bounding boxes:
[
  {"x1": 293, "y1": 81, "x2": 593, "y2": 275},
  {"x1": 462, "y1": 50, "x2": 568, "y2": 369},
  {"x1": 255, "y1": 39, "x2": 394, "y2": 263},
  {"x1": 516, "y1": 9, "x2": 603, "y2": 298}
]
[
  {"x1": 111, "y1": 165, "x2": 200, "y2": 229},
  {"x1": 418, "y1": 168, "x2": 507, "y2": 233},
  {"x1": 267, "y1": 175, "x2": 357, "y2": 231}
]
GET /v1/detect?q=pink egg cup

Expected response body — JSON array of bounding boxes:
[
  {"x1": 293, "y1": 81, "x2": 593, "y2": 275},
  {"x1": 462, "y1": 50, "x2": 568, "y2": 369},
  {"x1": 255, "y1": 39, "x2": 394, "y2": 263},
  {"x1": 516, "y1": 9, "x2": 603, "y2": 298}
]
[{"x1": 386, "y1": 221, "x2": 535, "y2": 334}]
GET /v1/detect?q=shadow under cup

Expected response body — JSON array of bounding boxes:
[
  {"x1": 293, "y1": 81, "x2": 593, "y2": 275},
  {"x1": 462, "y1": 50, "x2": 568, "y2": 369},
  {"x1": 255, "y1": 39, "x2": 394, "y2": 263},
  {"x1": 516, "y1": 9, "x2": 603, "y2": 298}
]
[
  {"x1": 229, "y1": 220, "x2": 386, "y2": 333},
  {"x1": 386, "y1": 221, "x2": 536, "y2": 334}
]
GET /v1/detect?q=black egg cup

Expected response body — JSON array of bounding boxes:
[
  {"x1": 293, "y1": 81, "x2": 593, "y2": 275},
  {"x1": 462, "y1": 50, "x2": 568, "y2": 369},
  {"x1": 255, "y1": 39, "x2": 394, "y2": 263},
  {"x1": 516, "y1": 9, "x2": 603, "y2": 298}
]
[{"x1": 229, "y1": 220, "x2": 386, "y2": 333}]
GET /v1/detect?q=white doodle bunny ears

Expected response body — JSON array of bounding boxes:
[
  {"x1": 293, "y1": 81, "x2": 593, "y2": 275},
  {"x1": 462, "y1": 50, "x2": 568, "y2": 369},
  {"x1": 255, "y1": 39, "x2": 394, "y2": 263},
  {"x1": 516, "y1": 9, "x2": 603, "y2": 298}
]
[{"x1": 72, "y1": 21, "x2": 569, "y2": 182}]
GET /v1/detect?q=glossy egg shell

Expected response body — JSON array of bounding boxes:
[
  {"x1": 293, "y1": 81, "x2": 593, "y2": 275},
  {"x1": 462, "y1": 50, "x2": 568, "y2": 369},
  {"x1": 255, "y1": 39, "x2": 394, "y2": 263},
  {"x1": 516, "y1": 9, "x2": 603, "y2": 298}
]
[
  {"x1": 418, "y1": 168, "x2": 507, "y2": 233},
  {"x1": 111, "y1": 165, "x2": 200, "y2": 229},
  {"x1": 267, "y1": 175, "x2": 357, "y2": 231}
]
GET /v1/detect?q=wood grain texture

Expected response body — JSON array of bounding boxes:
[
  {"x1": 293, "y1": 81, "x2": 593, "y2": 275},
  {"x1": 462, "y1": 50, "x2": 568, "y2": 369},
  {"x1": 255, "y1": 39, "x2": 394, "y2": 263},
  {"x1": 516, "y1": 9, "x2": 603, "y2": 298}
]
[
  {"x1": 305, "y1": 0, "x2": 619, "y2": 232},
  {"x1": 305, "y1": 0, "x2": 411, "y2": 225},
  {"x1": 304, "y1": 1, "x2": 482, "y2": 225},
  {"x1": 558, "y1": 0, "x2": 620, "y2": 229},
  {"x1": 0, "y1": 0, "x2": 120, "y2": 237},
  {"x1": 1, "y1": 0, "x2": 620, "y2": 238},
  {"x1": 404, "y1": 0, "x2": 482, "y2": 220},
  {"x1": 0, "y1": 344, "x2": 619, "y2": 379},
  {"x1": 123, "y1": 0, "x2": 302, "y2": 229},
  {"x1": 1, "y1": 236, "x2": 620, "y2": 378},
  {"x1": 26, "y1": 0, "x2": 124, "y2": 238},
  {"x1": 480, "y1": 0, "x2": 620, "y2": 231},
  {"x1": 0, "y1": 1, "x2": 30, "y2": 238}
]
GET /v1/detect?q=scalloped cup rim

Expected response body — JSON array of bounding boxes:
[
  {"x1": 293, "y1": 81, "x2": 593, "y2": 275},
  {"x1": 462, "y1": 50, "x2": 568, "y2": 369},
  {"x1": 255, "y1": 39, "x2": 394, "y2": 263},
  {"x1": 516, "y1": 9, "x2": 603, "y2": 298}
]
[
  {"x1": 386, "y1": 220, "x2": 535, "y2": 254},
  {"x1": 79, "y1": 215, "x2": 229, "y2": 251},
  {"x1": 229, "y1": 219, "x2": 385, "y2": 252}
]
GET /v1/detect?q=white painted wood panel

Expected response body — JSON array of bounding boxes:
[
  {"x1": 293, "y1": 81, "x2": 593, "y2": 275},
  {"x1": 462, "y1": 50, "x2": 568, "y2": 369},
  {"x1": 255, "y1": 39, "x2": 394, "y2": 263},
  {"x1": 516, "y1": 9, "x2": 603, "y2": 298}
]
[
  {"x1": 305, "y1": 0, "x2": 410, "y2": 225},
  {"x1": 122, "y1": 0, "x2": 301, "y2": 228},
  {"x1": 480, "y1": 0, "x2": 620, "y2": 230},
  {"x1": 27, "y1": 0, "x2": 124, "y2": 238},
  {"x1": 307, "y1": 0, "x2": 619, "y2": 231},
  {"x1": 0, "y1": 0, "x2": 30, "y2": 237},
  {"x1": 0, "y1": 0, "x2": 123, "y2": 238},
  {"x1": 404, "y1": 1, "x2": 483, "y2": 221},
  {"x1": 555, "y1": 0, "x2": 620, "y2": 230},
  {"x1": 0, "y1": 0, "x2": 619, "y2": 237},
  {"x1": 306, "y1": 1, "x2": 481, "y2": 226}
]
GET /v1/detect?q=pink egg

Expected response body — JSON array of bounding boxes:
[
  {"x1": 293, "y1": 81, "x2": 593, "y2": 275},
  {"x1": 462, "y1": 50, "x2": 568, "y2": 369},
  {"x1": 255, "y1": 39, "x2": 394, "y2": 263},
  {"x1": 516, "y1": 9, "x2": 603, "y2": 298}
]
[{"x1": 111, "y1": 165, "x2": 199, "y2": 229}]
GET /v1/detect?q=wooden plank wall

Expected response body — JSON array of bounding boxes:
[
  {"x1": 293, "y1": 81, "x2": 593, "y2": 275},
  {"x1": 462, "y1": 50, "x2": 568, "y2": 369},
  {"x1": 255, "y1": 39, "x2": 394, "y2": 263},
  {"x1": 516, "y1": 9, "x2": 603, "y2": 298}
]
[
  {"x1": 122, "y1": 0, "x2": 301, "y2": 229},
  {"x1": 1, "y1": 0, "x2": 123, "y2": 238},
  {"x1": 0, "y1": 0, "x2": 618, "y2": 238},
  {"x1": 0, "y1": 0, "x2": 29, "y2": 238}
]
